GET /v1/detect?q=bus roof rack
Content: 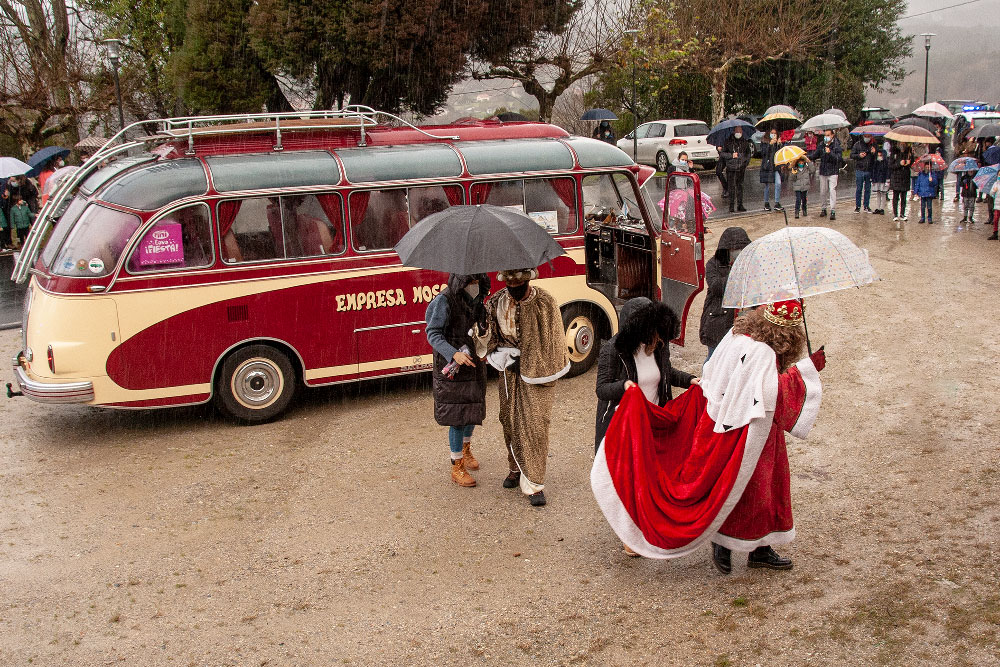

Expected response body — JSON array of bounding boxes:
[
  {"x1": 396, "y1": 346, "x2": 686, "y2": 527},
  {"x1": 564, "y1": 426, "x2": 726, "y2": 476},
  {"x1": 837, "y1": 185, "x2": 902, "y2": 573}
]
[{"x1": 10, "y1": 106, "x2": 460, "y2": 283}]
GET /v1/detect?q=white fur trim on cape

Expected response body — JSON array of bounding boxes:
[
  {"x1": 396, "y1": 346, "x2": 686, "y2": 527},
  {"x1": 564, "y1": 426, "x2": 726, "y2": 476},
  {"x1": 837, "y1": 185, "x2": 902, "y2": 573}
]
[
  {"x1": 590, "y1": 395, "x2": 777, "y2": 560},
  {"x1": 701, "y1": 331, "x2": 778, "y2": 434},
  {"x1": 522, "y1": 360, "x2": 571, "y2": 384},
  {"x1": 789, "y1": 356, "x2": 822, "y2": 440}
]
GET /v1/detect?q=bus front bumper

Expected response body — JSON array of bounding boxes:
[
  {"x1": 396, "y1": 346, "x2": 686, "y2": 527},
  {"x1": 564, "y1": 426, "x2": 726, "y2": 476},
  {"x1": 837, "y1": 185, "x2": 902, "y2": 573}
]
[{"x1": 9, "y1": 355, "x2": 95, "y2": 404}]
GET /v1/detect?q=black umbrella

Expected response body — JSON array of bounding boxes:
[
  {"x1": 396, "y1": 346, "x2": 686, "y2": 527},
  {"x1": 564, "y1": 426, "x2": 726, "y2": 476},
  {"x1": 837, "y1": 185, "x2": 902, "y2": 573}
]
[
  {"x1": 394, "y1": 204, "x2": 566, "y2": 274},
  {"x1": 496, "y1": 112, "x2": 529, "y2": 122},
  {"x1": 893, "y1": 117, "x2": 938, "y2": 134},
  {"x1": 969, "y1": 123, "x2": 1000, "y2": 140},
  {"x1": 580, "y1": 108, "x2": 618, "y2": 121}
]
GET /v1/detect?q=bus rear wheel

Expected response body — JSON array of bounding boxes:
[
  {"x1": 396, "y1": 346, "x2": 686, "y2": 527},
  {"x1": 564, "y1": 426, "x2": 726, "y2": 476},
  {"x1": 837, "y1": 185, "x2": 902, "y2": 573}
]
[
  {"x1": 215, "y1": 344, "x2": 296, "y2": 423},
  {"x1": 562, "y1": 305, "x2": 601, "y2": 377}
]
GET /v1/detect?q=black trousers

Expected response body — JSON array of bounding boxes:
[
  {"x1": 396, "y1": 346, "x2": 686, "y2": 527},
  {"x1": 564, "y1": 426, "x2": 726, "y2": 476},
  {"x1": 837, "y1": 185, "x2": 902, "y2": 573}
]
[
  {"x1": 726, "y1": 168, "x2": 745, "y2": 207},
  {"x1": 716, "y1": 160, "x2": 728, "y2": 194},
  {"x1": 794, "y1": 190, "x2": 807, "y2": 213},
  {"x1": 892, "y1": 190, "x2": 908, "y2": 217}
]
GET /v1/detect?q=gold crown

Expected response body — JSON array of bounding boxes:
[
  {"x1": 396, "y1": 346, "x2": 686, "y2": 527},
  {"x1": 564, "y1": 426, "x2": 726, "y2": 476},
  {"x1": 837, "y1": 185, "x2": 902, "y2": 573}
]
[{"x1": 761, "y1": 300, "x2": 804, "y2": 327}]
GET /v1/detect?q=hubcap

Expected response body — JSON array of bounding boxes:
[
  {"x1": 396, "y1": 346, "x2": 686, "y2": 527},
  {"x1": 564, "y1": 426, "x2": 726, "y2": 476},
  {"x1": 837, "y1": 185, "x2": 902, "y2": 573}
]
[
  {"x1": 658, "y1": 154, "x2": 668, "y2": 171},
  {"x1": 231, "y1": 357, "x2": 283, "y2": 410},
  {"x1": 565, "y1": 315, "x2": 594, "y2": 363}
]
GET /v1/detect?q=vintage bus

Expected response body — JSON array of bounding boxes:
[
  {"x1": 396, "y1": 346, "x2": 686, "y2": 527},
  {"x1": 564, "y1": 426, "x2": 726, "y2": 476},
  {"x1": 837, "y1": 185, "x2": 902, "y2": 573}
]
[{"x1": 8, "y1": 107, "x2": 706, "y2": 422}]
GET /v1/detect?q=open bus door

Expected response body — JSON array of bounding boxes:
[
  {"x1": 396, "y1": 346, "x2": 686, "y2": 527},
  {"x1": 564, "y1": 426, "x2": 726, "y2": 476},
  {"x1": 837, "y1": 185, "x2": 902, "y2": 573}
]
[{"x1": 660, "y1": 171, "x2": 706, "y2": 345}]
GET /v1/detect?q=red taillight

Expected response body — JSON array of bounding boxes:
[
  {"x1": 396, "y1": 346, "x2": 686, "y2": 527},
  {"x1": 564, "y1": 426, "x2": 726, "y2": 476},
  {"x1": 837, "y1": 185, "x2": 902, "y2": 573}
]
[
  {"x1": 669, "y1": 138, "x2": 688, "y2": 145},
  {"x1": 47, "y1": 345, "x2": 54, "y2": 373}
]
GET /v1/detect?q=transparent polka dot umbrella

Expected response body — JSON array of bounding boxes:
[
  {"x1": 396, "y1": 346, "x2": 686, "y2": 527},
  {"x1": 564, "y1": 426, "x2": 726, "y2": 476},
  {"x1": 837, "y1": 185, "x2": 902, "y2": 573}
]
[{"x1": 722, "y1": 226, "x2": 880, "y2": 309}]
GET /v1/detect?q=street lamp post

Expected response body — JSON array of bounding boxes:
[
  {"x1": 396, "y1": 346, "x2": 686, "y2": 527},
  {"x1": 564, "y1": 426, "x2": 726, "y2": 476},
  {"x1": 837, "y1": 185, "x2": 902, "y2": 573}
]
[
  {"x1": 920, "y1": 33, "x2": 935, "y2": 105},
  {"x1": 102, "y1": 38, "x2": 125, "y2": 132},
  {"x1": 624, "y1": 29, "x2": 639, "y2": 161}
]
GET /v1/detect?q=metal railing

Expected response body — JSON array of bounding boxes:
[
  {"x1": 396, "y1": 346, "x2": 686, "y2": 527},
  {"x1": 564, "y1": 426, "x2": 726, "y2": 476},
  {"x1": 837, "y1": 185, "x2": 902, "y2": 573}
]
[{"x1": 11, "y1": 106, "x2": 460, "y2": 283}]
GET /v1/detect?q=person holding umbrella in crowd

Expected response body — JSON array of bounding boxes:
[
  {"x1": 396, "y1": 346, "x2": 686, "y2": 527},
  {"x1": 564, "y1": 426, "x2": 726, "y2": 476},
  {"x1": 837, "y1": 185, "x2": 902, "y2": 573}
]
[
  {"x1": 593, "y1": 120, "x2": 616, "y2": 145},
  {"x1": 870, "y1": 143, "x2": 890, "y2": 216},
  {"x1": 722, "y1": 128, "x2": 752, "y2": 213},
  {"x1": 914, "y1": 159, "x2": 940, "y2": 224},
  {"x1": 850, "y1": 134, "x2": 876, "y2": 213},
  {"x1": 425, "y1": 273, "x2": 491, "y2": 487},
  {"x1": 759, "y1": 129, "x2": 784, "y2": 211},
  {"x1": 808, "y1": 129, "x2": 845, "y2": 221},
  {"x1": 989, "y1": 179, "x2": 1000, "y2": 240},
  {"x1": 707, "y1": 119, "x2": 754, "y2": 200},
  {"x1": 890, "y1": 142, "x2": 913, "y2": 222}
]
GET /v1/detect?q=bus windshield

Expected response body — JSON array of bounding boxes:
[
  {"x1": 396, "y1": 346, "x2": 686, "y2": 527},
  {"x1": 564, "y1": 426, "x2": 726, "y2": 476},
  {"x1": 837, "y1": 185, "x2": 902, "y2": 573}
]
[
  {"x1": 39, "y1": 195, "x2": 89, "y2": 268},
  {"x1": 50, "y1": 205, "x2": 142, "y2": 277}
]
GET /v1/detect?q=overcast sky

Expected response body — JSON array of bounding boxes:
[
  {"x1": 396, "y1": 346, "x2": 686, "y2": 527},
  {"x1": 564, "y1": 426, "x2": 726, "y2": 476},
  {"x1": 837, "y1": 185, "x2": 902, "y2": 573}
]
[{"x1": 868, "y1": 0, "x2": 1000, "y2": 110}]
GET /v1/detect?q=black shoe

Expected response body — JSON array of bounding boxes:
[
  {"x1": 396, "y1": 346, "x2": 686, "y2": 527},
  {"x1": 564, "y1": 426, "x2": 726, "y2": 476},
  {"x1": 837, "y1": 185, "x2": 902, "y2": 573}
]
[
  {"x1": 829, "y1": 211, "x2": 836, "y2": 221},
  {"x1": 863, "y1": 207, "x2": 872, "y2": 213},
  {"x1": 854, "y1": 207, "x2": 861, "y2": 213},
  {"x1": 502, "y1": 471, "x2": 520, "y2": 488},
  {"x1": 820, "y1": 209, "x2": 827, "y2": 218},
  {"x1": 774, "y1": 202, "x2": 783, "y2": 211},
  {"x1": 737, "y1": 205, "x2": 747, "y2": 212},
  {"x1": 794, "y1": 212, "x2": 799, "y2": 219},
  {"x1": 528, "y1": 491, "x2": 546, "y2": 506},
  {"x1": 803, "y1": 207, "x2": 807, "y2": 216},
  {"x1": 960, "y1": 217, "x2": 967, "y2": 223},
  {"x1": 764, "y1": 202, "x2": 771, "y2": 211},
  {"x1": 747, "y1": 546, "x2": 793, "y2": 570},
  {"x1": 988, "y1": 232, "x2": 998, "y2": 240},
  {"x1": 729, "y1": 206, "x2": 735, "y2": 214},
  {"x1": 712, "y1": 543, "x2": 732, "y2": 575}
]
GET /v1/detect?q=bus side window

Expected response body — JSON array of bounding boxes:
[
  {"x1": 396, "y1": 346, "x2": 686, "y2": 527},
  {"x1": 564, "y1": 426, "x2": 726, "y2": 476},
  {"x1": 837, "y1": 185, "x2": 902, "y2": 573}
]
[
  {"x1": 352, "y1": 189, "x2": 408, "y2": 252},
  {"x1": 351, "y1": 185, "x2": 462, "y2": 251},
  {"x1": 281, "y1": 194, "x2": 345, "y2": 257},
  {"x1": 220, "y1": 198, "x2": 279, "y2": 262},
  {"x1": 525, "y1": 177, "x2": 577, "y2": 234},
  {"x1": 127, "y1": 203, "x2": 213, "y2": 273}
]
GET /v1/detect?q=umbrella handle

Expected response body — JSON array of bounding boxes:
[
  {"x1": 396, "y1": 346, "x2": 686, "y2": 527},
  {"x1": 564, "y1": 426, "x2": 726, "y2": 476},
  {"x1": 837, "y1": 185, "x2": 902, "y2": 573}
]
[
  {"x1": 783, "y1": 207, "x2": 811, "y2": 353},
  {"x1": 802, "y1": 302, "x2": 812, "y2": 355}
]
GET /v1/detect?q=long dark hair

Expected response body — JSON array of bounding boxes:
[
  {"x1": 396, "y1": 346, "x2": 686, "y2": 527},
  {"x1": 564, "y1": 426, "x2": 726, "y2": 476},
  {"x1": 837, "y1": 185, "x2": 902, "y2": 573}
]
[{"x1": 615, "y1": 302, "x2": 680, "y2": 355}]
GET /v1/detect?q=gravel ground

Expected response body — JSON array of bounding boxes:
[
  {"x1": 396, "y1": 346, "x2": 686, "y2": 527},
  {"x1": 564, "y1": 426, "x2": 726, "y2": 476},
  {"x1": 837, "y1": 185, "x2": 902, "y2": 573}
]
[{"x1": 1, "y1": 200, "x2": 998, "y2": 666}]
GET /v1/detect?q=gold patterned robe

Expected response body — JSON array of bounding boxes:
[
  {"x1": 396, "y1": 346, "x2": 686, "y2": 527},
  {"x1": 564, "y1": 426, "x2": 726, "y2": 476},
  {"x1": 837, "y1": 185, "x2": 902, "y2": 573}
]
[{"x1": 473, "y1": 286, "x2": 569, "y2": 494}]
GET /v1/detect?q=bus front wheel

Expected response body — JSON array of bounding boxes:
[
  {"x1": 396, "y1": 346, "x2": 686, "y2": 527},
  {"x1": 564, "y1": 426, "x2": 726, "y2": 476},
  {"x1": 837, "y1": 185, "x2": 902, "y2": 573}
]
[
  {"x1": 215, "y1": 344, "x2": 296, "y2": 423},
  {"x1": 562, "y1": 305, "x2": 602, "y2": 377}
]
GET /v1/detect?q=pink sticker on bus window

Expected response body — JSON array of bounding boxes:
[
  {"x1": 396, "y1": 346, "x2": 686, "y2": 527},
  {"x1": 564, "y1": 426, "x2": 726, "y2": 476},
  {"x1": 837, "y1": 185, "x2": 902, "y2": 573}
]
[{"x1": 137, "y1": 222, "x2": 184, "y2": 266}]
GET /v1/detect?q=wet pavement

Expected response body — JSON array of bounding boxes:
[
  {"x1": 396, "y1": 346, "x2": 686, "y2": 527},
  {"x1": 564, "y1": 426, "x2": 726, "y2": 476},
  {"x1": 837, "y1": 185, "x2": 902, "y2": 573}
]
[{"x1": 2, "y1": 200, "x2": 998, "y2": 665}]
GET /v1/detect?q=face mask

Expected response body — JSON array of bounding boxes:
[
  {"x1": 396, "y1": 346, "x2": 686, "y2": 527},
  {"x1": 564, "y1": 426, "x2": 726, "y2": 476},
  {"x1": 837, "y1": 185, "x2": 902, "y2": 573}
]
[
  {"x1": 876, "y1": 153, "x2": 883, "y2": 161},
  {"x1": 863, "y1": 137, "x2": 871, "y2": 143},
  {"x1": 824, "y1": 136, "x2": 832, "y2": 144},
  {"x1": 507, "y1": 282, "x2": 529, "y2": 301},
  {"x1": 797, "y1": 162, "x2": 805, "y2": 168},
  {"x1": 56, "y1": 158, "x2": 65, "y2": 167},
  {"x1": 770, "y1": 133, "x2": 777, "y2": 140},
  {"x1": 734, "y1": 133, "x2": 742, "y2": 139},
  {"x1": 678, "y1": 160, "x2": 688, "y2": 168},
  {"x1": 464, "y1": 283, "x2": 480, "y2": 299}
]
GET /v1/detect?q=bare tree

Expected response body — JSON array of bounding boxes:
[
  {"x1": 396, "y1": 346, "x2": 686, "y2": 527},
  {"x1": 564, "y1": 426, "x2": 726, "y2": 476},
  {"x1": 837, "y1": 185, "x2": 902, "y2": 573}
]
[
  {"x1": 0, "y1": 0, "x2": 105, "y2": 154},
  {"x1": 643, "y1": 0, "x2": 830, "y2": 124},
  {"x1": 471, "y1": 0, "x2": 635, "y2": 123}
]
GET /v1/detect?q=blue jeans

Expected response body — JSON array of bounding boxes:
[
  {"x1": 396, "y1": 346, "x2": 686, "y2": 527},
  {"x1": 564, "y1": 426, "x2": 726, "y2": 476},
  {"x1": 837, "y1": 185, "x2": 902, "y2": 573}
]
[
  {"x1": 855, "y1": 170, "x2": 871, "y2": 209},
  {"x1": 449, "y1": 424, "x2": 475, "y2": 457},
  {"x1": 921, "y1": 197, "x2": 934, "y2": 221},
  {"x1": 763, "y1": 172, "x2": 782, "y2": 204}
]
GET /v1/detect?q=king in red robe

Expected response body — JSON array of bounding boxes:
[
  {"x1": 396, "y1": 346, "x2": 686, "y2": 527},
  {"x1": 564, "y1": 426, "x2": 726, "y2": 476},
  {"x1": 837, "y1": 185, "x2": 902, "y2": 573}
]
[{"x1": 591, "y1": 300, "x2": 826, "y2": 573}]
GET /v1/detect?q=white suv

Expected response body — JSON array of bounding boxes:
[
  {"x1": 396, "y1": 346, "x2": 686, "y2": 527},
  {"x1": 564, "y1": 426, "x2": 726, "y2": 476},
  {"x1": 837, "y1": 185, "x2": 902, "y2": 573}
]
[{"x1": 617, "y1": 119, "x2": 719, "y2": 172}]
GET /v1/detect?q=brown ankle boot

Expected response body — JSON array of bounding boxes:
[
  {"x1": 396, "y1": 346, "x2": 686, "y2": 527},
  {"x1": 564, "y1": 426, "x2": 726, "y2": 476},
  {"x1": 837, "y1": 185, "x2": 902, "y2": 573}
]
[
  {"x1": 451, "y1": 457, "x2": 476, "y2": 487},
  {"x1": 462, "y1": 442, "x2": 479, "y2": 470}
]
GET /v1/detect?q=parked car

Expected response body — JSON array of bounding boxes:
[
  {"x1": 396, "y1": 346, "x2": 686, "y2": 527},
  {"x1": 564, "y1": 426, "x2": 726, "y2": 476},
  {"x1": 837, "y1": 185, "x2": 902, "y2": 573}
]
[
  {"x1": 618, "y1": 119, "x2": 718, "y2": 172},
  {"x1": 857, "y1": 107, "x2": 898, "y2": 127},
  {"x1": 949, "y1": 110, "x2": 1000, "y2": 154},
  {"x1": 938, "y1": 100, "x2": 991, "y2": 116},
  {"x1": 751, "y1": 128, "x2": 807, "y2": 157}
]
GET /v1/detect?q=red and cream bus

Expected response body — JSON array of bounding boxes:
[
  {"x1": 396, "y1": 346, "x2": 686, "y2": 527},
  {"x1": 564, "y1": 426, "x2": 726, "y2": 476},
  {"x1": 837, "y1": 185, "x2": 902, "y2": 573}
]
[{"x1": 8, "y1": 107, "x2": 706, "y2": 422}]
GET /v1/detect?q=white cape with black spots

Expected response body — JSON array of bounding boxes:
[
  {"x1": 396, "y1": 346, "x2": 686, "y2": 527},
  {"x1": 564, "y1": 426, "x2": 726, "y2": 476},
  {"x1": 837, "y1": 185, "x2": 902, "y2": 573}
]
[{"x1": 700, "y1": 330, "x2": 779, "y2": 434}]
